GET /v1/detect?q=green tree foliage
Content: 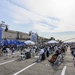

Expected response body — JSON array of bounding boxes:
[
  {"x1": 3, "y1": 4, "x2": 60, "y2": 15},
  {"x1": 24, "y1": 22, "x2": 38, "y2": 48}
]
[{"x1": 49, "y1": 37, "x2": 55, "y2": 40}]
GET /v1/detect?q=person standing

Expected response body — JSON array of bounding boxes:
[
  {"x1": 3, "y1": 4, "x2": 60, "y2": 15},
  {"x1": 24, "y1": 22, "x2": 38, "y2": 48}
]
[{"x1": 39, "y1": 48, "x2": 45, "y2": 61}]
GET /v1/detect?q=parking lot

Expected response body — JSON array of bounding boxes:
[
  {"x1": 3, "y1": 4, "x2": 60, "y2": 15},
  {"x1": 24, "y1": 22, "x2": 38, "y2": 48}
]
[{"x1": 0, "y1": 47, "x2": 75, "y2": 75}]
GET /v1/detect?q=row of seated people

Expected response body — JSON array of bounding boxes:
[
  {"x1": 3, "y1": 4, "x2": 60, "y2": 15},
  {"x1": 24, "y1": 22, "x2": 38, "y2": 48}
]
[
  {"x1": 48, "y1": 47, "x2": 66, "y2": 64},
  {"x1": 35, "y1": 48, "x2": 50, "y2": 62}
]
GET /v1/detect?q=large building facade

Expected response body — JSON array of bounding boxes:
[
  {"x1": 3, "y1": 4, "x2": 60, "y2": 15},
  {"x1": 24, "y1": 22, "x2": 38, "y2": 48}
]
[
  {"x1": 2, "y1": 29, "x2": 49, "y2": 42},
  {"x1": 2, "y1": 30, "x2": 30, "y2": 41}
]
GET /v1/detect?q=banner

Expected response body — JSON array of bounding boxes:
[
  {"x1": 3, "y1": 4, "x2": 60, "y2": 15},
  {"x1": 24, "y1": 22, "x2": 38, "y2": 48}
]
[
  {"x1": 0, "y1": 27, "x2": 2, "y2": 45},
  {"x1": 31, "y1": 33, "x2": 37, "y2": 43}
]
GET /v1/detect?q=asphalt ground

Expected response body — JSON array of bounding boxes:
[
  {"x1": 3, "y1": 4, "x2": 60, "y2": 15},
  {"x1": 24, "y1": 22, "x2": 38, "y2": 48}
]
[{"x1": 0, "y1": 47, "x2": 75, "y2": 75}]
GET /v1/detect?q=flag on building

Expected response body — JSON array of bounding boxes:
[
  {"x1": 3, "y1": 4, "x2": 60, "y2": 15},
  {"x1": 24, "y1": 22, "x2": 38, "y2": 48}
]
[
  {"x1": 0, "y1": 27, "x2": 2, "y2": 45},
  {"x1": 31, "y1": 33, "x2": 37, "y2": 43}
]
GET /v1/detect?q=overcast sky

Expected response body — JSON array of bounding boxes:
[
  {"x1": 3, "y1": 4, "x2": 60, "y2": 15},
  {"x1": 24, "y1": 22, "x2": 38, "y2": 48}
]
[{"x1": 0, "y1": 0, "x2": 75, "y2": 41}]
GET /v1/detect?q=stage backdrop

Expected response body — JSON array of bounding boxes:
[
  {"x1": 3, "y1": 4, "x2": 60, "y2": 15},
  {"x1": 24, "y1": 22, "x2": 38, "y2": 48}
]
[
  {"x1": 0, "y1": 27, "x2": 2, "y2": 44},
  {"x1": 31, "y1": 33, "x2": 37, "y2": 43}
]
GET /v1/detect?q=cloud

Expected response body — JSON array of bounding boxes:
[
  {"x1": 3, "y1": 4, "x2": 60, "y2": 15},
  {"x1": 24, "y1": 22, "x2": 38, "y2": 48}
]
[
  {"x1": 33, "y1": 23, "x2": 51, "y2": 32},
  {"x1": 1, "y1": 0, "x2": 75, "y2": 34},
  {"x1": 6, "y1": 0, "x2": 60, "y2": 32}
]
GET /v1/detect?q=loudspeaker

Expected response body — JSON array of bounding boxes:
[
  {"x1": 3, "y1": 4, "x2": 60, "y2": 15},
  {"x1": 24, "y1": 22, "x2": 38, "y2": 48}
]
[{"x1": 5, "y1": 26, "x2": 8, "y2": 31}]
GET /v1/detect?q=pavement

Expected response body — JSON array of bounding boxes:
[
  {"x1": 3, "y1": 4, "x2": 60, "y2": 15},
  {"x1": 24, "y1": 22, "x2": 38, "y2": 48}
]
[
  {"x1": 65, "y1": 47, "x2": 75, "y2": 75},
  {"x1": 0, "y1": 47, "x2": 75, "y2": 75}
]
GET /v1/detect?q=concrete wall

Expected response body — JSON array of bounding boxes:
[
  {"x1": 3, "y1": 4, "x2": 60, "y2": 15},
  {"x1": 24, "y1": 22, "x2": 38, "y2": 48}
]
[
  {"x1": 19, "y1": 32, "x2": 30, "y2": 39},
  {"x1": 2, "y1": 29, "x2": 48, "y2": 42},
  {"x1": 2, "y1": 30, "x2": 30, "y2": 40},
  {"x1": 2, "y1": 30, "x2": 17, "y2": 39}
]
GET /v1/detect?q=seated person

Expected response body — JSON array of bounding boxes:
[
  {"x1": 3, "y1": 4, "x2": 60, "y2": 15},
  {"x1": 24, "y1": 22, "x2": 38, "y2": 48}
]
[{"x1": 48, "y1": 54, "x2": 57, "y2": 63}]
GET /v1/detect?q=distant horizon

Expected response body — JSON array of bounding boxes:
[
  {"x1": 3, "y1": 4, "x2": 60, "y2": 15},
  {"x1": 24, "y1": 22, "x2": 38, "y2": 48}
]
[{"x1": 6, "y1": 28, "x2": 75, "y2": 42}]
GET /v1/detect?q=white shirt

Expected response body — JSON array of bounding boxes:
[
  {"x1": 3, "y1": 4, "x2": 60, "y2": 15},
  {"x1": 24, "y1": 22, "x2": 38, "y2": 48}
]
[
  {"x1": 54, "y1": 46, "x2": 58, "y2": 51},
  {"x1": 39, "y1": 49, "x2": 44, "y2": 54}
]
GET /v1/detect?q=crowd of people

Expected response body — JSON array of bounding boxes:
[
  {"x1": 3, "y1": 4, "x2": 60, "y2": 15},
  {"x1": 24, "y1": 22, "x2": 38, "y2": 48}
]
[
  {"x1": 70, "y1": 43, "x2": 75, "y2": 66},
  {"x1": 48, "y1": 44, "x2": 67, "y2": 65},
  {"x1": 0, "y1": 40, "x2": 68, "y2": 66},
  {"x1": 34, "y1": 44, "x2": 68, "y2": 63}
]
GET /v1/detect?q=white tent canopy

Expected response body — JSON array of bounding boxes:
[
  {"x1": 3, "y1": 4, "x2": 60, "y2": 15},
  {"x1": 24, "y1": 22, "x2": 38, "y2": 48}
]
[
  {"x1": 47, "y1": 40, "x2": 59, "y2": 44},
  {"x1": 64, "y1": 41, "x2": 72, "y2": 44},
  {"x1": 24, "y1": 40, "x2": 35, "y2": 45}
]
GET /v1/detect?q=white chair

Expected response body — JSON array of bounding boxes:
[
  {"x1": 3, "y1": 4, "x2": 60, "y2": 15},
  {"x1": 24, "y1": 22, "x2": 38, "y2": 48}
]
[
  {"x1": 7, "y1": 49, "x2": 12, "y2": 58},
  {"x1": 35, "y1": 53, "x2": 41, "y2": 62},
  {"x1": 19, "y1": 51, "x2": 26, "y2": 60}
]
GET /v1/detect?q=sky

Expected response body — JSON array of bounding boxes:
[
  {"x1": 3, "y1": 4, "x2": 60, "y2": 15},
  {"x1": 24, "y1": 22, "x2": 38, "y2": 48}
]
[{"x1": 0, "y1": 0, "x2": 75, "y2": 41}]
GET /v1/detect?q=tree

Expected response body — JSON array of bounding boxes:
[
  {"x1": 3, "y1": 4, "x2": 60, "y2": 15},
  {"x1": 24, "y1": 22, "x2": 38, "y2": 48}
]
[
  {"x1": 57, "y1": 39, "x2": 63, "y2": 44},
  {"x1": 49, "y1": 37, "x2": 55, "y2": 40},
  {"x1": 59, "y1": 40, "x2": 63, "y2": 44}
]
